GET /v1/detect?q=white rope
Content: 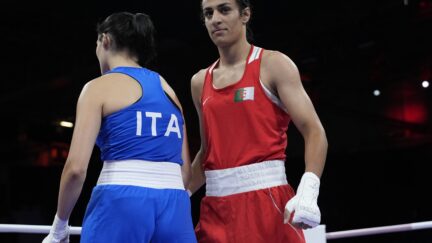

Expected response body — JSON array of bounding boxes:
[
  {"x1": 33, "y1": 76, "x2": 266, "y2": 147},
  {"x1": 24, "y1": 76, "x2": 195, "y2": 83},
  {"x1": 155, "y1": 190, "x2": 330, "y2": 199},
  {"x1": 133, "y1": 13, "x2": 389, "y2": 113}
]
[
  {"x1": 0, "y1": 224, "x2": 81, "y2": 235},
  {"x1": 1, "y1": 220, "x2": 432, "y2": 240},
  {"x1": 326, "y1": 221, "x2": 432, "y2": 239}
]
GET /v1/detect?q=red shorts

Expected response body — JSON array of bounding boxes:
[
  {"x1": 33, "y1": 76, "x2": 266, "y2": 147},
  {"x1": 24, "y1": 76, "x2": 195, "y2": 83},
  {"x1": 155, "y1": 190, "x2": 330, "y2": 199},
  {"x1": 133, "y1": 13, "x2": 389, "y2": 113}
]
[{"x1": 195, "y1": 185, "x2": 305, "y2": 243}]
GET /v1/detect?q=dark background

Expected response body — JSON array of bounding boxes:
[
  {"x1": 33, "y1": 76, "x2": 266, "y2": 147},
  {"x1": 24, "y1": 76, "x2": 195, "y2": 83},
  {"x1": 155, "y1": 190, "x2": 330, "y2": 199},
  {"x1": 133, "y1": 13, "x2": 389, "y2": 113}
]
[{"x1": 0, "y1": 0, "x2": 431, "y2": 242}]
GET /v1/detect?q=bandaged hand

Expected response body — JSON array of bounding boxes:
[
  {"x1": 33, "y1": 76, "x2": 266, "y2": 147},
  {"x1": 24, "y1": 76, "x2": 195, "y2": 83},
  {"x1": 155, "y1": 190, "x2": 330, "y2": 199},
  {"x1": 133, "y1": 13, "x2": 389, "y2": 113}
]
[
  {"x1": 42, "y1": 214, "x2": 70, "y2": 243},
  {"x1": 284, "y1": 172, "x2": 321, "y2": 229}
]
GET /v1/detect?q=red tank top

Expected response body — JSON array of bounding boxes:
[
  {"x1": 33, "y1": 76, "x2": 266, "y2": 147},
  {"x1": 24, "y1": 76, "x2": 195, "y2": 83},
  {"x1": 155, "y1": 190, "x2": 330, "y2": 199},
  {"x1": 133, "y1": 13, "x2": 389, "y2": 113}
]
[{"x1": 201, "y1": 46, "x2": 291, "y2": 170}]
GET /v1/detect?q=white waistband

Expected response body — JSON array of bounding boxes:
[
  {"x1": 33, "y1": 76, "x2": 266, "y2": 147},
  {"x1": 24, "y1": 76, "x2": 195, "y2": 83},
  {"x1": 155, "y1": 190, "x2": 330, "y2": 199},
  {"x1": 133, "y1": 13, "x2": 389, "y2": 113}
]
[
  {"x1": 97, "y1": 160, "x2": 185, "y2": 190},
  {"x1": 205, "y1": 160, "x2": 288, "y2": 197}
]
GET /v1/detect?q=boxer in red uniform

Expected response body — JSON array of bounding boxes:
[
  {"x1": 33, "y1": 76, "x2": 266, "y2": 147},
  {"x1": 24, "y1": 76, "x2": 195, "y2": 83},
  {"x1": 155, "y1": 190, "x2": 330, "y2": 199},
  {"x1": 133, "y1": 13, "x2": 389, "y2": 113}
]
[{"x1": 188, "y1": 0, "x2": 328, "y2": 242}]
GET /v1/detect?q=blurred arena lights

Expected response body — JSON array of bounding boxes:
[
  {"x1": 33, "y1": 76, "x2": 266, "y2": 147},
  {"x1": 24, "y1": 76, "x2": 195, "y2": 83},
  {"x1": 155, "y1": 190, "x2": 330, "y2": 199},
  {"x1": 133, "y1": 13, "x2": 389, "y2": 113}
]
[
  {"x1": 59, "y1": 121, "x2": 74, "y2": 128},
  {"x1": 422, "y1": 80, "x2": 429, "y2": 88},
  {"x1": 373, "y1": 89, "x2": 381, "y2": 96}
]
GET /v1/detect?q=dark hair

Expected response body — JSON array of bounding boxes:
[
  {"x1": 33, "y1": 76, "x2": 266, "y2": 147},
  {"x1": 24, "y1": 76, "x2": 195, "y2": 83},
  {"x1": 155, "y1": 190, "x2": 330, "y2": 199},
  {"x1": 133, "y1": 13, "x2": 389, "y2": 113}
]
[
  {"x1": 236, "y1": 0, "x2": 253, "y2": 42},
  {"x1": 97, "y1": 12, "x2": 156, "y2": 66},
  {"x1": 235, "y1": 0, "x2": 251, "y2": 12},
  {"x1": 201, "y1": 0, "x2": 253, "y2": 42}
]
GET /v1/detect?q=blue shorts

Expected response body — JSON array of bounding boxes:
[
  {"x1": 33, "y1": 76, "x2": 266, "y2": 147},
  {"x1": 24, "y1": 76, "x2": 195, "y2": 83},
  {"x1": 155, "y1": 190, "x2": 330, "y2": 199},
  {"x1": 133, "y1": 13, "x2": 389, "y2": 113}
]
[{"x1": 80, "y1": 185, "x2": 197, "y2": 243}]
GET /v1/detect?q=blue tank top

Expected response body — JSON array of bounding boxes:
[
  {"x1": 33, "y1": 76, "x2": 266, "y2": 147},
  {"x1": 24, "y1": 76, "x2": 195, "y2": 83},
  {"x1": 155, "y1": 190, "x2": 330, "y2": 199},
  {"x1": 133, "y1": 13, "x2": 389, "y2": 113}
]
[{"x1": 96, "y1": 67, "x2": 184, "y2": 165}]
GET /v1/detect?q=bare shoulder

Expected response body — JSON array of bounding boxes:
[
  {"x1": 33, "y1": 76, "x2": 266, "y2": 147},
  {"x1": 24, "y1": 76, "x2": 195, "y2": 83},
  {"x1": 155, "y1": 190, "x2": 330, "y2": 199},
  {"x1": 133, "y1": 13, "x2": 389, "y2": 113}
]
[
  {"x1": 158, "y1": 75, "x2": 182, "y2": 109},
  {"x1": 82, "y1": 73, "x2": 122, "y2": 91},
  {"x1": 80, "y1": 76, "x2": 106, "y2": 96},
  {"x1": 261, "y1": 49, "x2": 301, "y2": 88},
  {"x1": 190, "y1": 68, "x2": 207, "y2": 101},
  {"x1": 159, "y1": 75, "x2": 174, "y2": 92},
  {"x1": 262, "y1": 50, "x2": 299, "y2": 74},
  {"x1": 79, "y1": 73, "x2": 111, "y2": 96},
  {"x1": 191, "y1": 68, "x2": 207, "y2": 89},
  {"x1": 159, "y1": 75, "x2": 177, "y2": 97}
]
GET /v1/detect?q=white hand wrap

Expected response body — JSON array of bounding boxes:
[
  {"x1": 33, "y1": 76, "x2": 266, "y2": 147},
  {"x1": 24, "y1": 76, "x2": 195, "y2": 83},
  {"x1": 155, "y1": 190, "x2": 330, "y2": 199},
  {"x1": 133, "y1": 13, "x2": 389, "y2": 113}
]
[
  {"x1": 284, "y1": 172, "x2": 321, "y2": 228},
  {"x1": 42, "y1": 214, "x2": 70, "y2": 243}
]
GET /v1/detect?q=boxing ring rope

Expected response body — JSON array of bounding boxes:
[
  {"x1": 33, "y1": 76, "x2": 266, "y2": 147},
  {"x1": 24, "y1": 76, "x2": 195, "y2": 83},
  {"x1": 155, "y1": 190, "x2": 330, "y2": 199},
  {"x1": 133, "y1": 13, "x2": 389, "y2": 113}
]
[
  {"x1": 0, "y1": 224, "x2": 81, "y2": 234},
  {"x1": 1, "y1": 221, "x2": 432, "y2": 241},
  {"x1": 326, "y1": 221, "x2": 432, "y2": 240}
]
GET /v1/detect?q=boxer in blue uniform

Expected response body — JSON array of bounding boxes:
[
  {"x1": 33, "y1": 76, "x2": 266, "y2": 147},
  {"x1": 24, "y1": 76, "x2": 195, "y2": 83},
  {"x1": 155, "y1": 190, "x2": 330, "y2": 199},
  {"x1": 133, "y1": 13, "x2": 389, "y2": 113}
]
[{"x1": 43, "y1": 12, "x2": 196, "y2": 243}]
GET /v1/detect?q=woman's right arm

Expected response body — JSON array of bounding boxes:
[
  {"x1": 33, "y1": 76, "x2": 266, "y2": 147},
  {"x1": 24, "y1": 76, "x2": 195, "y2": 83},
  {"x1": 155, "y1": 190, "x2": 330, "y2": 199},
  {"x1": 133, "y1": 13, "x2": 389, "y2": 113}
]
[
  {"x1": 187, "y1": 70, "x2": 207, "y2": 195},
  {"x1": 56, "y1": 79, "x2": 104, "y2": 220}
]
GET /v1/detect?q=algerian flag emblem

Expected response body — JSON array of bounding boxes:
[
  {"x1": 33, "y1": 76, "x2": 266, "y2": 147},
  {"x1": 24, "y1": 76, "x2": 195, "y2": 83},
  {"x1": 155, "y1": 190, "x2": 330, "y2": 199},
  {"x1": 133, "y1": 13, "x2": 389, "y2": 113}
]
[{"x1": 234, "y1": 87, "x2": 254, "y2": 102}]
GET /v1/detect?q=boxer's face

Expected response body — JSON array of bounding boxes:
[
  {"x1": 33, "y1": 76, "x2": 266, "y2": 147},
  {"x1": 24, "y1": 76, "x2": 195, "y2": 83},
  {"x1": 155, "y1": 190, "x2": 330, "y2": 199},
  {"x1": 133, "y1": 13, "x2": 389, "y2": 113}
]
[{"x1": 201, "y1": 0, "x2": 250, "y2": 47}]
